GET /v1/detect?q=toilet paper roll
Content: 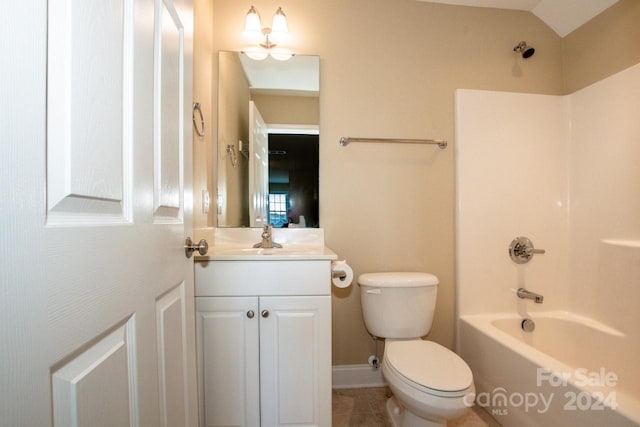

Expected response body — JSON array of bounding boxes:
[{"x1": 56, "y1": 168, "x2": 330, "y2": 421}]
[{"x1": 331, "y1": 260, "x2": 353, "y2": 288}]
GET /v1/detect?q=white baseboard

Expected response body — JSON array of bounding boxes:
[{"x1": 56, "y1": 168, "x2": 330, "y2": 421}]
[{"x1": 332, "y1": 364, "x2": 386, "y2": 389}]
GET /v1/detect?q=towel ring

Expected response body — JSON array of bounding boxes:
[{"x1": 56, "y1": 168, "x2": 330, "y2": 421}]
[
  {"x1": 192, "y1": 102, "x2": 205, "y2": 138},
  {"x1": 226, "y1": 144, "x2": 238, "y2": 168}
]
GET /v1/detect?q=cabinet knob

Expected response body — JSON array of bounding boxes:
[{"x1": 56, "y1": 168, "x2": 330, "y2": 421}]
[
  {"x1": 261, "y1": 310, "x2": 270, "y2": 318},
  {"x1": 247, "y1": 310, "x2": 255, "y2": 319}
]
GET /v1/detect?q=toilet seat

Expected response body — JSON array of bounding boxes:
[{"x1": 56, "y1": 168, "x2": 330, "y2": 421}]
[{"x1": 384, "y1": 340, "x2": 473, "y2": 398}]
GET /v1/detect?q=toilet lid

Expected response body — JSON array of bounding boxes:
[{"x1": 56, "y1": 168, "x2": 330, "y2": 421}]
[
  {"x1": 385, "y1": 341, "x2": 473, "y2": 393},
  {"x1": 358, "y1": 272, "x2": 439, "y2": 288}
]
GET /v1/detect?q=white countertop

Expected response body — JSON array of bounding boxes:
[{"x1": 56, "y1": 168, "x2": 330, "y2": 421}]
[
  {"x1": 196, "y1": 245, "x2": 338, "y2": 261},
  {"x1": 194, "y1": 227, "x2": 338, "y2": 261}
]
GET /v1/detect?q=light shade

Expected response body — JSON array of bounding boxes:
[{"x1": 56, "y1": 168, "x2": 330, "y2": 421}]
[
  {"x1": 269, "y1": 7, "x2": 288, "y2": 44},
  {"x1": 244, "y1": 46, "x2": 269, "y2": 61},
  {"x1": 242, "y1": 6, "x2": 292, "y2": 61},
  {"x1": 242, "y1": 6, "x2": 263, "y2": 42},
  {"x1": 243, "y1": 46, "x2": 292, "y2": 61},
  {"x1": 270, "y1": 47, "x2": 293, "y2": 61}
]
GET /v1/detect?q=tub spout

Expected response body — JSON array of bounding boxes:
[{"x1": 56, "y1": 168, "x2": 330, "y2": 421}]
[{"x1": 517, "y1": 288, "x2": 544, "y2": 303}]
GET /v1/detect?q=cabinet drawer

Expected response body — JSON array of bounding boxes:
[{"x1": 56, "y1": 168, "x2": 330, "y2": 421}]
[{"x1": 195, "y1": 260, "x2": 331, "y2": 296}]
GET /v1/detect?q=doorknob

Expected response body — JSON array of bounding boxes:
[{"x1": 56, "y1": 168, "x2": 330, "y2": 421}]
[
  {"x1": 185, "y1": 237, "x2": 208, "y2": 258},
  {"x1": 261, "y1": 310, "x2": 270, "y2": 318}
]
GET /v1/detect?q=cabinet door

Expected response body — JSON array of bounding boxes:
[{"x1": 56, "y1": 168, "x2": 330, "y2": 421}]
[
  {"x1": 196, "y1": 297, "x2": 260, "y2": 427},
  {"x1": 259, "y1": 296, "x2": 332, "y2": 427}
]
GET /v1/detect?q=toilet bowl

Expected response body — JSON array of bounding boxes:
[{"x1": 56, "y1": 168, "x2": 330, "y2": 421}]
[
  {"x1": 382, "y1": 340, "x2": 475, "y2": 427},
  {"x1": 358, "y1": 272, "x2": 475, "y2": 427}
]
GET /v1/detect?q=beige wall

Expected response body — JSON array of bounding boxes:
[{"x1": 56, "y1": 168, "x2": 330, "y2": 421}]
[
  {"x1": 193, "y1": 0, "x2": 214, "y2": 230},
  {"x1": 252, "y1": 95, "x2": 319, "y2": 125},
  {"x1": 208, "y1": 0, "x2": 563, "y2": 365},
  {"x1": 195, "y1": 0, "x2": 640, "y2": 365},
  {"x1": 562, "y1": 0, "x2": 640, "y2": 94},
  {"x1": 217, "y1": 52, "x2": 250, "y2": 227}
]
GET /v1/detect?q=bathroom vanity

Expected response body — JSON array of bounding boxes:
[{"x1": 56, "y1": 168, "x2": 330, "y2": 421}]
[{"x1": 194, "y1": 229, "x2": 336, "y2": 427}]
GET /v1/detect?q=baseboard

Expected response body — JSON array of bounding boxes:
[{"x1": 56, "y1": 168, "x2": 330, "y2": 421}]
[{"x1": 332, "y1": 364, "x2": 386, "y2": 389}]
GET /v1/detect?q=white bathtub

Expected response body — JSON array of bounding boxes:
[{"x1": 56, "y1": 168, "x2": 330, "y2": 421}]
[{"x1": 458, "y1": 312, "x2": 640, "y2": 427}]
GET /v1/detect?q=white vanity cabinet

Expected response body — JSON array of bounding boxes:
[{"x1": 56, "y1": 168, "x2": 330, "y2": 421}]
[{"x1": 195, "y1": 259, "x2": 332, "y2": 427}]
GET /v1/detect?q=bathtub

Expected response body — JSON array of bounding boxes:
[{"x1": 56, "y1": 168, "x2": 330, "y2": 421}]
[{"x1": 458, "y1": 312, "x2": 640, "y2": 427}]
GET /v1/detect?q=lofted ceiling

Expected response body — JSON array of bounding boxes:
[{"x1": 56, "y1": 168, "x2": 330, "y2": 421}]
[{"x1": 419, "y1": 0, "x2": 619, "y2": 37}]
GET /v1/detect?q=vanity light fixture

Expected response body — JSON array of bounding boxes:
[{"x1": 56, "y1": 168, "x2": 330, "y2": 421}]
[{"x1": 242, "y1": 5, "x2": 293, "y2": 61}]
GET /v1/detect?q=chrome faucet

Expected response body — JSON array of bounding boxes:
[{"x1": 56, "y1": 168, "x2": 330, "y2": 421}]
[
  {"x1": 517, "y1": 288, "x2": 544, "y2": 303},
  {"x1": 253, "y1": 224, "x2": 282, "y2": 249}
]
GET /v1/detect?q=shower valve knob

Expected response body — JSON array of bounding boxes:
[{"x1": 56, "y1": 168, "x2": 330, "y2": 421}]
[{"x1": 509, "y1": 236, "x2": 545, "y2": 264}]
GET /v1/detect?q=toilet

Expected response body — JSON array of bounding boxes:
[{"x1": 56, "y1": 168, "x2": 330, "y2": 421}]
[{"x1": 358, "y1": 272, "x2": 475, "y2": 427}]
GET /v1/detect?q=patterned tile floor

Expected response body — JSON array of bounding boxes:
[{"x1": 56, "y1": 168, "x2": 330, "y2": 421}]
[{"x1": 332, "y1": 387, "x2": 502, "y2": 427}]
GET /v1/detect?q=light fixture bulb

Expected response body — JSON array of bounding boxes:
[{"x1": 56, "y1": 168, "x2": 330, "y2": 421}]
[
  {"x1": 243, "y1": 5, "x2": 263, "y2": 42},
  {"x1": 270, "y1": 7, "x2": 288, "y2": 44}
]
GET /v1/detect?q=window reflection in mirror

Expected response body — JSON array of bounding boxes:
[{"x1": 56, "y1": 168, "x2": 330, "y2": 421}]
[{"x1": 216, "y1": 51, "x2": 320, "y2": 228}]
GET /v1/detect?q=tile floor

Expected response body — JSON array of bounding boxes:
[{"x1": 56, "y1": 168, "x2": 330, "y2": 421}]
[{"x1": 332, "y1": 387, "x2": 502, "y2": 427}]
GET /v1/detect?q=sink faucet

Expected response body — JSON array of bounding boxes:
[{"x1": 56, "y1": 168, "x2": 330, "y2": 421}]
[
  {"x1": 253, "y1": 224, "x2": 282, "y2": 249},
  {"x1": 517, "y1": 288, "x2": 544, "y2": 303}
]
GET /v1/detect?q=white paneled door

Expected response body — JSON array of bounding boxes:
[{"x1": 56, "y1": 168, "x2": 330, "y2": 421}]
[
  {"x1": 1, "y1": 0, "x2": 197, "y2": 426},
  {"x1": 248, "y1": 101, "x2": 269, "y2": 227}
]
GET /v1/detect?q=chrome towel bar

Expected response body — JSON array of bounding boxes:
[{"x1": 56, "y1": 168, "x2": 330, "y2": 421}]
[{"x1": 339, "y1": 136, "x2": 447, "y2": 149}]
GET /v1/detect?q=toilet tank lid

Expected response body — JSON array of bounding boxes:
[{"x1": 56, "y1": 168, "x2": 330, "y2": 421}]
[{"x1": 358, "y1": 272, "x2": 439, "y2": 288}]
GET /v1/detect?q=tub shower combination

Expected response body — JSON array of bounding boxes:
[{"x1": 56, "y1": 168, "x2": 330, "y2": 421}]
[
  {"x1": 460, "y1": 236, "x2": 637, "y2": 425},
  {"x1": 455, "y1": 65, "x2": 640, "y2": 427},
  {"x1": 458, "y1": 237, "x2": 638, "y2": 426},
  {"x1": 459, "y1": 312, "x2": 638, "y2": 427},
  {"x1": 456, "y1": 237, "x2": 639, "y2": 426}
]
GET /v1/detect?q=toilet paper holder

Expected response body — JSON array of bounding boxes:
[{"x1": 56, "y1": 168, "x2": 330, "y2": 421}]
[
  {"x1": 332, "y1": 270, "x2": 347, "y2": 280},
  {"x1": 331, "y1": 260, "x2": 353, "y2": 288}
]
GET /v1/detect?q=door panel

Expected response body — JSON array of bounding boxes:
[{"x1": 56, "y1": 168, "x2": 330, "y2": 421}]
[
  {"x1": 259, "y1": 296, "x2": 332, "y2": 427},
  {"x1": 47, "y1": 0, "x2": 133, "y2": 224},
  {"x1": 51, "y1": 317, "x2": 137, "y2": 427},
  {"x1": 248, "y1": 101, "x2": 269, "y2": 227},
  {"x1": 154, "y1": 0, "x2": 184, "y2": 222},
  {"x1": 196, "y1": 297, "x2": 260, "y2": 427},
  {"x1": 156, "y1": 283, "x2": 188, "y2": 427},
  {"x1": 0, "y1": 0, "x2": 196, "y2": 426}
]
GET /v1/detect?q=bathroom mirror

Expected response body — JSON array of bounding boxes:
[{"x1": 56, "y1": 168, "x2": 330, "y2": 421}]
[{"x1": 216, "y1": 51, "x2": 320, "y2": 228}]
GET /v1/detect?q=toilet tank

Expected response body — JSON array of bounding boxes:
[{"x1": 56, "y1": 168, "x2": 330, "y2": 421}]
[{"x1": 358, "y1": 272, "x2": 438, "y2": 339}]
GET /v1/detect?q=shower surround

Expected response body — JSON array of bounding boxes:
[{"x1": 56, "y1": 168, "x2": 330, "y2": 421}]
[{"x1": 455, "y1": 63, "x2": 640, "y2": 426}]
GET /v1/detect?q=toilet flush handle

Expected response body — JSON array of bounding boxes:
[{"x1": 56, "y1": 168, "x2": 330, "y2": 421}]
[{"x1": 366, "y1": 289, "x2": 381, "y2": 295}]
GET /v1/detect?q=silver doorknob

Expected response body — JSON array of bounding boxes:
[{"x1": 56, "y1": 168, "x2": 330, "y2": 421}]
[
  {"x1": 261, "y1": 310, "x2": 269, "y2": 318},
  {"x1": 247, "y1": 310, "x2": 255, "y2": 319},
  {"x1": 185, "y1": 237, "x2": 208, "y2": 258}
]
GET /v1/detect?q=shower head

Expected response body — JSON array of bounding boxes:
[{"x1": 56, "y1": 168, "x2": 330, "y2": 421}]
[{"x1": 513, "y1": 41, "x2": 535, "y2": 59}]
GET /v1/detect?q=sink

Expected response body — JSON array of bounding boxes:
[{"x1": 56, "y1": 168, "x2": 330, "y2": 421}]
[
  {"x1": 197, "y1": 245, "x2": 337, "y2": 261},
  {"x1": 193, "y1": 228, "x2": 337, "y2": 261}
]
